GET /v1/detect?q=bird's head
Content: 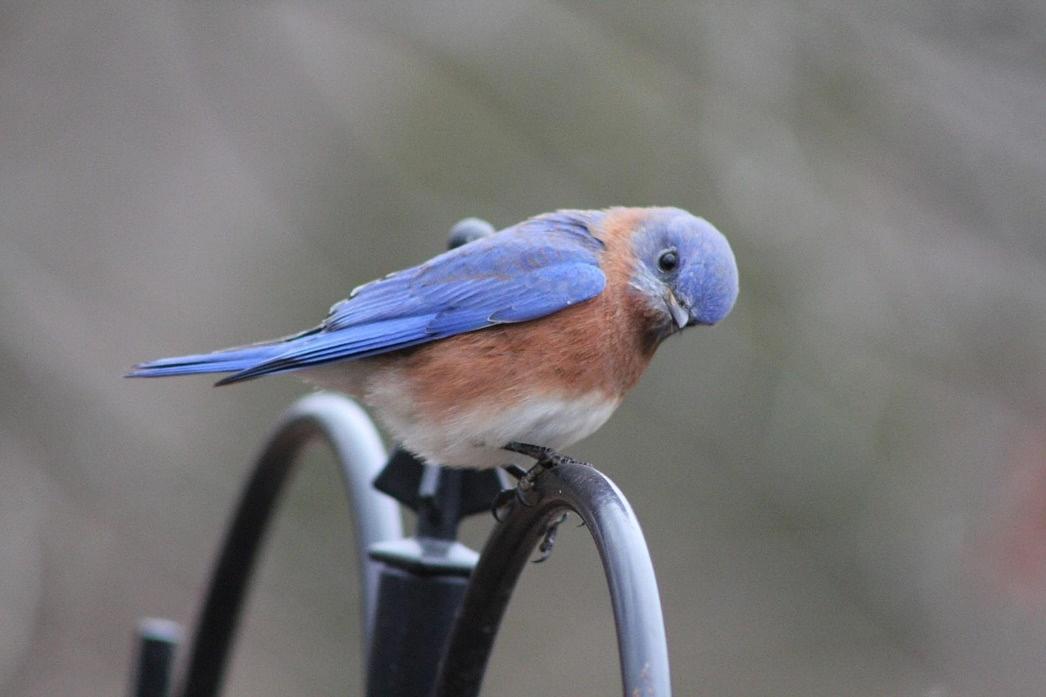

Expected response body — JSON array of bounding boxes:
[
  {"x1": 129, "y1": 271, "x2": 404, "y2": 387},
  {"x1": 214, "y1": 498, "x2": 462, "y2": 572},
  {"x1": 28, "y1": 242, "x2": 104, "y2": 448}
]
[{"x1": 628, "y1": 208, "x2": 739, "y2": 336}]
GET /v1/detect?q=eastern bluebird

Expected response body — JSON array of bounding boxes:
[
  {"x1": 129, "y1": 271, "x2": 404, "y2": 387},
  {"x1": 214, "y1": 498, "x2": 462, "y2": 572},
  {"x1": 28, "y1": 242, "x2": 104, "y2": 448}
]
[{"x1": 129, "y1": 207, "x2": 739, "y2": 470}]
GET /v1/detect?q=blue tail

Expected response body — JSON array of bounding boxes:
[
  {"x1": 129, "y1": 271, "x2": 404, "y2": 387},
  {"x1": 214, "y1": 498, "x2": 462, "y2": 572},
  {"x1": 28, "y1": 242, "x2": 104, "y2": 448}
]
[{"x1": 126, "y1": 343, "x2": 288, "y2": 381}]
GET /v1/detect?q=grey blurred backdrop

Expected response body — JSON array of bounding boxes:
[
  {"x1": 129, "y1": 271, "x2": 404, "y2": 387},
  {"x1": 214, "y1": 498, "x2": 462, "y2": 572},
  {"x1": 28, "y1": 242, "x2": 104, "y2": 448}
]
[{"x1": 2, "y1": 1, "x2": 1045, "y2": 695}]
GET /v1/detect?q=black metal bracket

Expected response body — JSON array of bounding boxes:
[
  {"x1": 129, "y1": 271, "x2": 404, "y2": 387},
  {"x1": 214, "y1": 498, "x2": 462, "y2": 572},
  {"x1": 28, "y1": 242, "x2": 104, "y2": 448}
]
[
  {"x1": 373, "y1": 449, "x2": 507, "y2": 541},
  {"x1": 364, "y1": 452, "x2": 507, "y2": 697}
]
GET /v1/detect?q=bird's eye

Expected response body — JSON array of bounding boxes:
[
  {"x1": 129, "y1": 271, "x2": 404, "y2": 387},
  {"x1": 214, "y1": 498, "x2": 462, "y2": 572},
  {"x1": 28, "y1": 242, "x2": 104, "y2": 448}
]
[{"x1": 658, "y1": 250, "x2": 679, "y2": 273}]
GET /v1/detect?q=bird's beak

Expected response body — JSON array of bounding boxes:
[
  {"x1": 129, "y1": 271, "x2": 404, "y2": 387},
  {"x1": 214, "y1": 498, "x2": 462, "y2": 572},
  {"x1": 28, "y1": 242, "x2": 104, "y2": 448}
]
[{"x1": 664, "y1": 290, "x2": 691, "y2": 330}]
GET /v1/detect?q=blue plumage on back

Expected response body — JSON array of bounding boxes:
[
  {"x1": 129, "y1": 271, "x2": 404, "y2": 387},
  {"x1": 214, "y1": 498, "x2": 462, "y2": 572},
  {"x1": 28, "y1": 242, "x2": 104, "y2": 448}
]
[{"x1": 128, "y1": 211, "x2": 607, "y2": 384}]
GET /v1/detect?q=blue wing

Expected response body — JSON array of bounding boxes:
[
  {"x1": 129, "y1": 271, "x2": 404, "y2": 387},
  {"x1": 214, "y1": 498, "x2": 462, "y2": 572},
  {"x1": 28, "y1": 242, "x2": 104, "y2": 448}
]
[{"x1": 128, "y1": 211, "x2": 607, "y2": 384}]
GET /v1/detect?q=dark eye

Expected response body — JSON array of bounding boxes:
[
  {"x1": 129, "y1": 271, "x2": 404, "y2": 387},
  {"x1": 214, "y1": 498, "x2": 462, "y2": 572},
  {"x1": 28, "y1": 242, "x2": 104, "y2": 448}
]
[{"x1": 658, "y1": 250, "x2": 679, "y2": 273}]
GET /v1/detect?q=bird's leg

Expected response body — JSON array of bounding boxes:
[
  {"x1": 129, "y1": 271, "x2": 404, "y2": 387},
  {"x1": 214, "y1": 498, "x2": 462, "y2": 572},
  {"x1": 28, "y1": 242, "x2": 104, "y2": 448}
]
[
  {"x1": 503, "y1": 441, "x2": 590, "y2": 469},
  {"x1": 490, "y1": 463, "x2": 528, "y2": 520},
  {"x1": 491, "y1": 442, "x2": 593, "y2": 557},
  {"x1": 503, "y1": 441, "x2": 591, "y2": 493},
  {"x1": 493, "y1": 442, "x2": 591, "y2": 518}
]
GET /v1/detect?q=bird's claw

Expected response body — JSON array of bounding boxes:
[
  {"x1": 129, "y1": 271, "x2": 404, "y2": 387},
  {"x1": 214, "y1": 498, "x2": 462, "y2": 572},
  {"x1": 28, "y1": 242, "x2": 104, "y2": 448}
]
[
  {"x1": 490, "y1": 488, "x2": 516, "y2": 522},
  {"x1": 490, "y1": 465, "x2": 541, "y2": 521},
  {"x1": 533, "y1": 513, "x2": 569, "y2": 563},
  {"x1": 503, "y1": 441, "x2": 591, "y2": 492},
  {"x1": 491, "y1": 443, "x2": 591, "y2": 531}
]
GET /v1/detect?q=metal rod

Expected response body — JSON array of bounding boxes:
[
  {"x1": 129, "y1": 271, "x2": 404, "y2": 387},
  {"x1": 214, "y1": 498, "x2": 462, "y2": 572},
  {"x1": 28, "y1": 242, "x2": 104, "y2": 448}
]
[
  {"x1": 175, "y1": 393, "x2": 401, "y2": 697},
  {"x1": 130, "y1": 618, "x2": 182, "y2": 697},
  {"x1": 432, "y1": 462, "x2": 671, "y2": 697}
]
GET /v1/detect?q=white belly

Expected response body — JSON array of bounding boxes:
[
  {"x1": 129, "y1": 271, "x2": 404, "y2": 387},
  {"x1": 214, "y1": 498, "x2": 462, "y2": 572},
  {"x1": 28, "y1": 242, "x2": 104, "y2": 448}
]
[
  {"x1": 388, "y1": 391, "x2": 621, "y2": 469},
  {"x1": 303, "y1": 362, "x2": 620, "y2": 468}
]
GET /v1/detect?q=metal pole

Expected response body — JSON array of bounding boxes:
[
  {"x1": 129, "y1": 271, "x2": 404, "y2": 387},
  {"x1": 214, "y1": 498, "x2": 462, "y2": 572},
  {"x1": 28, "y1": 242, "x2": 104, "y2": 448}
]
[
  {"x1": 432, "y1": 462, "x2": 671, "y2": 697},
  {"x1": 175, "y1": 394, "x2": 401, "y2": 697},
  {"x1": 364, "y1": 451, "x2": 504, "y2": 697},
  {"x1": 129, "y1": 618, "x2": 182, "y2": 697}
]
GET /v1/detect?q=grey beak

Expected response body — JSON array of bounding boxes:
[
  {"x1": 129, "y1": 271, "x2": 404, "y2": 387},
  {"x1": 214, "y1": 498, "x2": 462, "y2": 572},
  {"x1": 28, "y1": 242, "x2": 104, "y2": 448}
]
[{"x1": 664, "y1": 291, "x2": 691, "y2": 329}]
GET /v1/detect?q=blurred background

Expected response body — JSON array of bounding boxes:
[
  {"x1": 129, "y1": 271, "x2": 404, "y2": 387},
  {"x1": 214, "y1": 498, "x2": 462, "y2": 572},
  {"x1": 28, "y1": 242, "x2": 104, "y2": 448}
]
[{"x1": 2, "y1": 1, "x2": 1044, "y2": 695}]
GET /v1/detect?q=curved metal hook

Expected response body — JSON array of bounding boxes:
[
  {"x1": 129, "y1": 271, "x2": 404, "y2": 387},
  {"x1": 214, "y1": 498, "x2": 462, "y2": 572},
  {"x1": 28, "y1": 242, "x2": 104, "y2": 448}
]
[
  {"x1": 175, "y1": 393, "x2": 401, "y2": 697},
  {"x1": 432, "y1": 462, "x2": 671, "y2": 697}
]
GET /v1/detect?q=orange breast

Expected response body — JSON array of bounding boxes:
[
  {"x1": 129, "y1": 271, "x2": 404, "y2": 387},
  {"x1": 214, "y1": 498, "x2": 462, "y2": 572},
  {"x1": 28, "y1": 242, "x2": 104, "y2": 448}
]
[{"x1": 377, "y1": 208, "x2": 664, "y2": 420}]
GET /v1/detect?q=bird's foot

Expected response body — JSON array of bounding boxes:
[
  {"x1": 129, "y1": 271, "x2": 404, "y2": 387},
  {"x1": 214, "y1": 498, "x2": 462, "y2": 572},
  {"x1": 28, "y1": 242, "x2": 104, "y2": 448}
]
[
  {"x1": 491, "y1": 443, "x2": 592, "y2": 560},
  {"x1": 533, "y1": 513, "x2": 569, "y2": 563},
  {"x1": 489, "y1": 495, "x2": 570, "y2": 561},
  {"x1": 490, "y1": 463, "x2": 540, "y2": 520},
  {"x1": 490, "y1": 443, "x2": 590, "y2": 521},
  {"x1": 503, "y1": 441, "x2": 590, "y2": 492},
  {"x1": 503, "y1": 442, "x2": 590, "y2": 469}
]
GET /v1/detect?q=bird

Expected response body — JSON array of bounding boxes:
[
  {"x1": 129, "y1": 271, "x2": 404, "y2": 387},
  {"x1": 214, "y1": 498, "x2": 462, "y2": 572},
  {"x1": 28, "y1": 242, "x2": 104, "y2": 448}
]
[{"x1": 128, "y1": 206, "x2": 739, "y2": 470}]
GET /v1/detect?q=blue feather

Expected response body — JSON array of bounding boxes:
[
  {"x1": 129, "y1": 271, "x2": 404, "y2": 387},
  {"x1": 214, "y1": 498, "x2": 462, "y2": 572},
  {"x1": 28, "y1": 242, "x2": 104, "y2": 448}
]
[
  {"x1": 127, "y1": 343, "x2": 288, "y2": 377},
  {"x1": 128, "y1": 210, "x2": 608, "y2": 384}
]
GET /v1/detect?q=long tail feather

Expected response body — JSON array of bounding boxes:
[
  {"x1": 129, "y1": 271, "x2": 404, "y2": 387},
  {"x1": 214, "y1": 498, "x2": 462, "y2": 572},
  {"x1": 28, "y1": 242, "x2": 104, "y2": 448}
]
[{"x1": 126, "y1": 343, "x2": 287, "y2": 379}]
